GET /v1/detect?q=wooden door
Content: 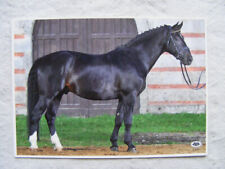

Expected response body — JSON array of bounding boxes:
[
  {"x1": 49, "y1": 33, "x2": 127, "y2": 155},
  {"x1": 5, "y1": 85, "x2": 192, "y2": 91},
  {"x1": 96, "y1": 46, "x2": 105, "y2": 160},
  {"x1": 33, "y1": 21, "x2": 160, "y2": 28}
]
[{"x1": 32, "y1": 19, "x2": 140, "y2": 117}]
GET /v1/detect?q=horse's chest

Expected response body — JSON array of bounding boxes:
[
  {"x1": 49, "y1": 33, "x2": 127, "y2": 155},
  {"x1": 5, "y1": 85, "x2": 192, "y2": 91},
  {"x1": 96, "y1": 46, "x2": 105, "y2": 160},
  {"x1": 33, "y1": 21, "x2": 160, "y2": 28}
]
[{"x1": 120, "y1": 74, "x2": 144, "y2": 92}]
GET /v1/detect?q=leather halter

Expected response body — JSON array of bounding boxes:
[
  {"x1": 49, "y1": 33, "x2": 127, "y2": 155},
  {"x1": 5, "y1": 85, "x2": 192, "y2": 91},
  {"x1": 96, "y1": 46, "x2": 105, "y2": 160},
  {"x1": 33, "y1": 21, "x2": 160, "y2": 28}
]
[
  {"x1": 167, "y1": 27, "x2": 183, "y2": 60},
  {"x1": 167, "y1": 27, "x2": 206, "y2": 90}
]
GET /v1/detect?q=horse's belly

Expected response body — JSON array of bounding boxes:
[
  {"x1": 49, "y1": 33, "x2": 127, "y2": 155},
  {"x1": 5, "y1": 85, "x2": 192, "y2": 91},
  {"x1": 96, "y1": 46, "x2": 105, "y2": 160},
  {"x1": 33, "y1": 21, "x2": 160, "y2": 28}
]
[
  {"x1": 70, "y1": 73, "x2": 118, "y2": 100},
  {"x1": 76, "y1": 84, "x2": 118, "y2": 100}
]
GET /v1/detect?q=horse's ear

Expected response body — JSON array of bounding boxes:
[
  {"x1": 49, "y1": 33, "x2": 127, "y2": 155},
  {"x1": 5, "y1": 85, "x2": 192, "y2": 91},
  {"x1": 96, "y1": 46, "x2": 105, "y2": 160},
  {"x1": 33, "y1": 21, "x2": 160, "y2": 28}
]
[
  {"x1": 172, "y1": 22, "x2": 179, "y2": 28},
  {"x1": 177, "y1": 21, "x2": 183, "y2": 30},
  {"x1": 172, "y1": 21, "x2": 183, "y2": 31}
]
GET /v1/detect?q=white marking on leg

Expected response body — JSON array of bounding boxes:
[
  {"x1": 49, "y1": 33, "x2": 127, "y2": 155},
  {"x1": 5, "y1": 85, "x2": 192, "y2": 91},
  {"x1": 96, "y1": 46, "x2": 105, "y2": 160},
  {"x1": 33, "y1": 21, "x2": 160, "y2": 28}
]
[
  {"x1": 51, "y1": 132, "x2": 63, "y2": 151},
  {"x1": 29, "y1": 131, "x2": 38, "y2": 150}
]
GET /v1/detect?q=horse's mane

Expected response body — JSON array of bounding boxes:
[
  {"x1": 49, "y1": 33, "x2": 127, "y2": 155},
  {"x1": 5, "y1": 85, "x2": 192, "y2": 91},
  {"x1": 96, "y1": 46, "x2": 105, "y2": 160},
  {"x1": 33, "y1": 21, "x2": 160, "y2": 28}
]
[{"x1": 125, "y1": 25, "x2": 168, "y2": 47}]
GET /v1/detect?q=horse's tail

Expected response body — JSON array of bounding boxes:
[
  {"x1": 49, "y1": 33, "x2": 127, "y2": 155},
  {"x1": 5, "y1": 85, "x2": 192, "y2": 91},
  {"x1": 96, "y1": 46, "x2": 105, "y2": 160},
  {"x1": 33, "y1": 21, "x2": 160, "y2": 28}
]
[{"x1": 27, "y1": 64, "x2": 39, "y2": 139}]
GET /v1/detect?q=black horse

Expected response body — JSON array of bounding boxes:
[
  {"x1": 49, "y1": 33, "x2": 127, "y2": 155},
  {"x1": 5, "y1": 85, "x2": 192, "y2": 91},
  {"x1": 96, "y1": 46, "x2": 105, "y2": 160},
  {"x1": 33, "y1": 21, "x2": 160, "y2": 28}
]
[{"x1": 28, "y1": 22, "x2": 193, "y2": 152}]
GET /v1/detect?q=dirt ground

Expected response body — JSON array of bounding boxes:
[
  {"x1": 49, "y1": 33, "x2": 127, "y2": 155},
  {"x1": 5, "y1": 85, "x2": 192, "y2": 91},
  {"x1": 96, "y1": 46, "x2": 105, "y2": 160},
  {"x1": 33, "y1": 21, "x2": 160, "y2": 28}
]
[{"x1": 17, "y1": 144, "x2": 206, "y2": 157}]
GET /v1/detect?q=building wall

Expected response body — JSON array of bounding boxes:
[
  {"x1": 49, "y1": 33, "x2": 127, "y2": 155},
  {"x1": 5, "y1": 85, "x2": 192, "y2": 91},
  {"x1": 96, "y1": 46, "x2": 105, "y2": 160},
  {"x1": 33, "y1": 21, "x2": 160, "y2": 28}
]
[
  {"x1": 13, "y1": 20, "x2": 34, "y2": 115},
  {"x1": 13, "y1": 19, "x2": 206, "y2": 115}
]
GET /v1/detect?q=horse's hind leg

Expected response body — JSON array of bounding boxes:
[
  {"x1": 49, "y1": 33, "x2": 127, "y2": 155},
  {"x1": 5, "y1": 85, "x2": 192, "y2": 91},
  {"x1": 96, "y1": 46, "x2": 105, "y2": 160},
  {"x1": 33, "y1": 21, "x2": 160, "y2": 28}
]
[
  {"x1": 45, "y1": 92, "x2": 63, "y2": 151},
  {"x1": 29, "y1": 96, "x2": 47, "y2": 149}
]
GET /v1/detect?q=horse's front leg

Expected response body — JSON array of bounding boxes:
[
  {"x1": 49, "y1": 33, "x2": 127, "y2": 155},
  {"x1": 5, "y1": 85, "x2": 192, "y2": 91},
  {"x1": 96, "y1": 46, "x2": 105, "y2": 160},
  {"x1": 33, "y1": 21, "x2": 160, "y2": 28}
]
[
  {"x1": 110, "y1": 93, "x2": 137, "y2": 152},
  {"x1": 110, "y1": 100, "x2": 123, "y2": 151},
  {"x1": 123, "y1": 94, "x2": 136, "y2": 152}
]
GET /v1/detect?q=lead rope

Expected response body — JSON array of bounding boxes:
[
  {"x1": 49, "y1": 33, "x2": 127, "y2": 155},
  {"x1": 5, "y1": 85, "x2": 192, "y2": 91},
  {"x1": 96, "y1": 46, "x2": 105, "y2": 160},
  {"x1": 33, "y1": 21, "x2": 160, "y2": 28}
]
[{"x1": 180, "y1": 62, "x2": 206, "y2": 90}]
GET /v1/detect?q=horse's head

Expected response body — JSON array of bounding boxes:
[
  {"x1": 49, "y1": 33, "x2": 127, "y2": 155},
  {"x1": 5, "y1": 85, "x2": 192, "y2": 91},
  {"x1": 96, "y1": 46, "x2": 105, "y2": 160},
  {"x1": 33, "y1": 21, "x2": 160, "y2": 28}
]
[{"x1": 166, "y1": 22, "x2": 193, "y2": 65}]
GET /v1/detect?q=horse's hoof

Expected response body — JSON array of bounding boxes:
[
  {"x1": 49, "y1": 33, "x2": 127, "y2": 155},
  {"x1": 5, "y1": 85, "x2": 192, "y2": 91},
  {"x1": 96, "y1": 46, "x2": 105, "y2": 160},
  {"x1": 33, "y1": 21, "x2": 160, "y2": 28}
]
[
  {"x1": 54, "y1": 146, "x2": 63, "y2": 152},
  {"x1": 127, "y1": 147, "x2": 137, "y2": 153},
  {"x1": 30, "y1": 146, "x2": 38, "y2": 151},
  {"x1": 110, "y1": 146, "x2": 118, "y2": 152}
]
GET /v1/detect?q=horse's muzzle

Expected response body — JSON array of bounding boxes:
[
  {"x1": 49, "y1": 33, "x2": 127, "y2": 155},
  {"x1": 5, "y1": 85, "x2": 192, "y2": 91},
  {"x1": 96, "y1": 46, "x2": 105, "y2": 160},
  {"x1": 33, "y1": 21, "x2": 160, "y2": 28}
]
[{"x1": 182, "y1": 53, "x2": 193, "y2": 65}]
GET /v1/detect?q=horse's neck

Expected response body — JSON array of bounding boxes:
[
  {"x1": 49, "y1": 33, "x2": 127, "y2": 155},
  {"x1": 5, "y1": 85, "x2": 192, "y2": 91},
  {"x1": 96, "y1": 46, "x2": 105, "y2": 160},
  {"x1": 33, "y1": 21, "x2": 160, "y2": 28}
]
[{"x1": 130, "y1": 31, "x2": 167, "y2": 74}]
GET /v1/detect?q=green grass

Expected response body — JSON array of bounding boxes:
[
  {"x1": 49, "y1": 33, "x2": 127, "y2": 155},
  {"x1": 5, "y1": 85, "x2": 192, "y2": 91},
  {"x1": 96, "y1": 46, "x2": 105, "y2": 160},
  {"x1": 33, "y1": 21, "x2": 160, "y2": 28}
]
[{"x1": 16, "y1": 113, "x2": 206, "y2": 147}]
